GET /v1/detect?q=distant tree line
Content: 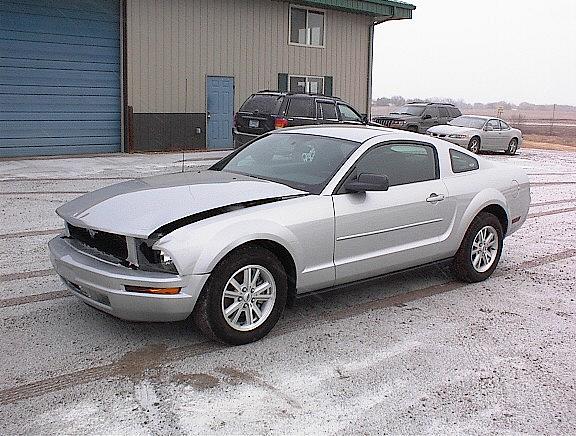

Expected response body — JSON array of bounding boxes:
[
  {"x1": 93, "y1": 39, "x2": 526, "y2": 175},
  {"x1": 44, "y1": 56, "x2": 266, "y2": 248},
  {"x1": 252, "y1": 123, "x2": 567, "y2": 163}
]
[{"x1": 373, "y1": 96, "x2": 576, "y2": 112}]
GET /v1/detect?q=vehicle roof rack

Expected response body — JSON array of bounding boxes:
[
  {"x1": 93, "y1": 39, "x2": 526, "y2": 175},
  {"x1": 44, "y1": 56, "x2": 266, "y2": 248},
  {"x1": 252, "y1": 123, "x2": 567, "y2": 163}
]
[
  {"x1": 255, "y1": 90, "x2": 342, "y2": 100},
  {"x1": 407, "y1": 101, "x2": 455, "y2": 106}
]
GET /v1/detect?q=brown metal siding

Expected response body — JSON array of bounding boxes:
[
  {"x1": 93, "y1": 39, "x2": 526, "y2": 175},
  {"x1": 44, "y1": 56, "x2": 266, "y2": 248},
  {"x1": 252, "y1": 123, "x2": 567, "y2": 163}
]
[{"x1": 126, "y1": 0, "x2": 372, "y2": 114}]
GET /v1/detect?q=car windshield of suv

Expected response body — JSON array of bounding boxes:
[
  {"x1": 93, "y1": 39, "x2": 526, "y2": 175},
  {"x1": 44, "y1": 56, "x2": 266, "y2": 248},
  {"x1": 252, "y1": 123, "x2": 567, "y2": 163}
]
[
  {"x1": 240, "y1": 94, "x2": 284, "y2": 114},
  {"x1": 211, "y1": 133, "x2": 360, "y2": 194},
  {"x1": 390, "y1": 105, "x2": 425, "y2": 116},
  {"x1": 449, "y1": 116, "x2": 486, "y2": 129}
]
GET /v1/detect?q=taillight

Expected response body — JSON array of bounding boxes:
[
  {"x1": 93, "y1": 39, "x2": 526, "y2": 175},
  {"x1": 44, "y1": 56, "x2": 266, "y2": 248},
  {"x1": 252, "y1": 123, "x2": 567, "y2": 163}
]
[{"x1": 274, "y1": 117, "x2": 288, "y2": 129}]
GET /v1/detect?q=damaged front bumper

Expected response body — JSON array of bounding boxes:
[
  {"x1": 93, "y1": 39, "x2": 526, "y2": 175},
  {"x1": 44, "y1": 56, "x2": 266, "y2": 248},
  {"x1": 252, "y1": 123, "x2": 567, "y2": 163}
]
[{"x1": 48, "y1": 236, "x2": 209, "y2": 322}]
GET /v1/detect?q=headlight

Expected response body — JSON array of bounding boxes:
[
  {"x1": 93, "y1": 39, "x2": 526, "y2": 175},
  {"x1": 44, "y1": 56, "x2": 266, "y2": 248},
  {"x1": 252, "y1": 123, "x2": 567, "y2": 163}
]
[
  {"x1": 448, "y1": 134, "x2": 468, "y2": 139},
  {"x1": 137, "y1": 241, "x2": 178, "y2": 274}
]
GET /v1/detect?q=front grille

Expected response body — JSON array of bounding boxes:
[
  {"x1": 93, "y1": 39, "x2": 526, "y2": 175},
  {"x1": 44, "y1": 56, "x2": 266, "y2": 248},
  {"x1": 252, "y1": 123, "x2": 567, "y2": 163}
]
[
  {"x1": 372, "y1": 117, "x2": 394, "y2": 128},
  {"x1": 67, "y1": 223, "x2": 128, "y2": 261}
]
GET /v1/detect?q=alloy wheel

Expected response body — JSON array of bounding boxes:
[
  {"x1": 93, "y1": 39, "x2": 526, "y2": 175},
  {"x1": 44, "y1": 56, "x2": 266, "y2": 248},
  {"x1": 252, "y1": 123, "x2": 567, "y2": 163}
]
[
  {"x1": 221, "y1": 265, "x2": 277, "y2": 331},
  {"x1": 470, "y1": 225, "x2": 499, "y2": 273}
]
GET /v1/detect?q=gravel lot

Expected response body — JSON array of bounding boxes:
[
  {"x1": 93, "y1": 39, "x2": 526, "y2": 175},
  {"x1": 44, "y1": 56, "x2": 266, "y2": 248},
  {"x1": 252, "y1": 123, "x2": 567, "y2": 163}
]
[{"x1": 1, "y1": 148, "x2": 575, "y2": 435}]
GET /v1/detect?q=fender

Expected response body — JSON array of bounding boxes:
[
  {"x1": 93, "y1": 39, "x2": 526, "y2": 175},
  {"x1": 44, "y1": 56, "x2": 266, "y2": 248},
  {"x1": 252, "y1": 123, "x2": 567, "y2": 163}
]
[
  {"x1": 454, "y1": 187, "x2": 510, "y2": 247},
  {"x1": 154, "y1": 216, "x2": 303, "y2": 278}
]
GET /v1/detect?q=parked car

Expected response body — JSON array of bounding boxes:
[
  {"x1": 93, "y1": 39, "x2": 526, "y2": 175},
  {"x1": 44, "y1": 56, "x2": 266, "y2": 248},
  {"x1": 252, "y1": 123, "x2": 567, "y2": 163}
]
[
  {"x1": 49, "y1": 125, "x2": 530, "y2": 345},
  {"x1": 427, "y1": 115, "x2": 523, "y2": 155},
  {"x1": 372, "y1": 102, "x2": 461, "y2": 133},
  {"x1": 233, "y1": 91, "x2": 367, "y2": 147}
]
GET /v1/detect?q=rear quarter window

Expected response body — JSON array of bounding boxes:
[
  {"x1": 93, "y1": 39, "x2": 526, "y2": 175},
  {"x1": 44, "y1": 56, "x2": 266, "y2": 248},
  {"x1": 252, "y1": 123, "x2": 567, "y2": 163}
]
[
  {"x1": 448, "y1": 107, "x2": 462, "y2": 118},
  {"x1": 240, "y1": 94, "x2": 284, "y2": 114},
  {"x1": 450, "y1": 149, "x2": 479, "y2": 173}
]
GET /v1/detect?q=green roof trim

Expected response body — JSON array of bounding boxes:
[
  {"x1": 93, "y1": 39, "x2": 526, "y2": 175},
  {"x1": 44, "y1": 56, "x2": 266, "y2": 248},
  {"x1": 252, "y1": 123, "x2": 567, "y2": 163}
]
[{"x1": 289, "y1": 0, "x2": 415, "y2": 20}]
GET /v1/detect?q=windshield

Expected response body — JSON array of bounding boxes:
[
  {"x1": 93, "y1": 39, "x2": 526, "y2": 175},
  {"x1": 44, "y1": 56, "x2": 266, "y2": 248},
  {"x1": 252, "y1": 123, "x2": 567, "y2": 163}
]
[
  {"x1": 390, "y1": 105, "x2": 425, "y2": 116},
  {"x1": 211, "y1": 133, "x2": 360, "y2": 194},
  {"x1": 449, "y1": 116, "x2": 486, "y2": 129}
]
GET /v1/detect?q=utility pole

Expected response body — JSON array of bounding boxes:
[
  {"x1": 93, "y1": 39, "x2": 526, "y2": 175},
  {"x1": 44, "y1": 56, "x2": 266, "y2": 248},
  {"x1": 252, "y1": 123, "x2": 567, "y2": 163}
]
[{"x1": 550, "y1": 104, "x2": 556, "y2": 136}]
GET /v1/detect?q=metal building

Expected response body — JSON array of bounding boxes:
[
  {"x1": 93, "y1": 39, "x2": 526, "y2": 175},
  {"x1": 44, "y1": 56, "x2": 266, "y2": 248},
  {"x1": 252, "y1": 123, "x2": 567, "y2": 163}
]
[{"x1": 0, "y1": 0, "x2": 414, "y2": 157}]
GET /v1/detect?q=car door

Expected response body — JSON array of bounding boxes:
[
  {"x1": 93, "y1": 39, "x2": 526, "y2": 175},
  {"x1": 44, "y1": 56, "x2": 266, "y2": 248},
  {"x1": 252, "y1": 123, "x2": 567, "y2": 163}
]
[
  {"x1": 337, "y1": 103, "x2": 363, "y2": 125},
  {"x1": 498, "y1": 120, "x2": 514, "y2": 149},
  {"x1": 420, "y1": 106, "x2": 439, "y2": 132},
  {"x1": 332, "y1": 142, "x2": 457, "y2": 285},
  {"x1": 484, "y1": 119, "x2": 502, "y2": 149},
  {"x1": 438, "y1": 106, "x2": 450, "y2": 125},
  {"x1": 285, "y1": 97, "x2": 317, "y2": 127},
  {"x1": 316, "y1": 100, "x2": 340, "y2": 125}
]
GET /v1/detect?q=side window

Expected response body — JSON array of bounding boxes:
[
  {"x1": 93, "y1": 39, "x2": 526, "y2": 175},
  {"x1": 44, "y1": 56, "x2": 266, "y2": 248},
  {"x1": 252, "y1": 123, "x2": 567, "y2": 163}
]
[
  {"x1": 338, "y1": 104, "x2": 362, "y2": 122},
  {"x1": 450, "y1": 149, "x2": 479, "y2": 173},
  {"x1": 438, "y1": 107, "x2": 449, "y2": 118},
  {"x1": 487, "y1": 119, "x2": 501, "y2": 130},
  {"x1": 287, "y1": 98, "x2": 315, "y2": 118},
  {"x1": 423, "y1": 106, "x2": 439, "y2": 118},
  {"x1": 353, "y1": 143, "x2": 438, "y2": 187},
  {"x1": 500, "y1": 120, "x2": 510, "y2": 130},
  {"x1": 318, "y1": 101, "x2": 338, "y2": 120}
]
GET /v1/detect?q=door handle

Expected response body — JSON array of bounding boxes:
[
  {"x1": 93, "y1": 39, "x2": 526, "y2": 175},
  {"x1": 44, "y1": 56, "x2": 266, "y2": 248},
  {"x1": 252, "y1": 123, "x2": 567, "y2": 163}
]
[{"x1": 426, "y1": 193, "x2": 445, "y2": 203}]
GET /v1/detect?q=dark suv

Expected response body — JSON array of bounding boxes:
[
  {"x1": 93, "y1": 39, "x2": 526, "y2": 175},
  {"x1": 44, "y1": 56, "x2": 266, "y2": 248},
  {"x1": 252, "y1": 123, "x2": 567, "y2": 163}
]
[
  {"x1": 233, "y1": 91, "x2": 367, "y2": 147},
  {"x1": 372, "y1": 102, "x2": 461, "y2": 134}
]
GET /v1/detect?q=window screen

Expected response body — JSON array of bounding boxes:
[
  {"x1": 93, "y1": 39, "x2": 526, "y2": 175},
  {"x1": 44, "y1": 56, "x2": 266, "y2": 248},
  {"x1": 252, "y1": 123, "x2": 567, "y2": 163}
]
[
  {"x1": 439, "y1": 107, "x2": 449, "y2": 117},
  {"x1": 450, "y1": 149, "x2": 479, "y2": 173}
]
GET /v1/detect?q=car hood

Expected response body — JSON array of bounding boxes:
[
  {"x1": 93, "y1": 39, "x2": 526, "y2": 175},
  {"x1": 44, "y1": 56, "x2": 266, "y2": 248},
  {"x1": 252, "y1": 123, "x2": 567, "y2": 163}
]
[
  {"x1": 57, "y1": 170, "x2": 306, "y2": 238},
  {"x1": 428, "y1": 125, "x2": 478, "y2": 135}
]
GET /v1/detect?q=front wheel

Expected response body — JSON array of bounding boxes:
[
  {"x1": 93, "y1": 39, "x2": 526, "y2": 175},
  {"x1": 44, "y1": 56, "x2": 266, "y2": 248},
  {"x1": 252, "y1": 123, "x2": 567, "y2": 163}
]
[
  {"x1": 468, "y1": 137, "x2": 481, "y2": 154},
  {"x1": 506, "y1": 138, "x2": 518, "y2": 155},
  {"x1": 452, "y1": 212, "x2": 503, "y2": 283},
  {"x1": 192, "y1": 246, "x2": 287, "y2": 345}
]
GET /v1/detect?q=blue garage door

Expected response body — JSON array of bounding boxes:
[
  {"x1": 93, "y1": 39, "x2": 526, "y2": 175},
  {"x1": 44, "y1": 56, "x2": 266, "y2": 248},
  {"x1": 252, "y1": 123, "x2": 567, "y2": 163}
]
[{"x1": 0, "y1": 0, "x2": 121, "y2": 157}]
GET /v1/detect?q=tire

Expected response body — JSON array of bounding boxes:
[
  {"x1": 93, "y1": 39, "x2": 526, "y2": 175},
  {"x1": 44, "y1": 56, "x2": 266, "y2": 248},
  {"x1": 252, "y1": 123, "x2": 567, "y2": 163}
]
[
  {"x1": 192, "y1": 246, "x2": 287, "y2": 345},
  {"x1": 451, "y1": 212, "x2": 503, "y2": 283},
  {"x1": 468, "y1": 136, "x2": 481, "y2": 154},
  {"x1": 506, "y1": 138, "x2": 518, "y2": 155},
  {"x1": 408, "y1": 125, "x2": 419, "y2": 133}
]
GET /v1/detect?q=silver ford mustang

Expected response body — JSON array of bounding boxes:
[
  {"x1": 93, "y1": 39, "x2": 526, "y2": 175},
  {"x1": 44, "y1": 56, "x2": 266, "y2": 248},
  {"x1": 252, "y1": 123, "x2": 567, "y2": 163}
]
[
  {"x1": 427, "y1": 115, "x2": 523, "y2": 155},
  {"x1": 49, "y1": 126, "x2": 530, "y2": 345}
]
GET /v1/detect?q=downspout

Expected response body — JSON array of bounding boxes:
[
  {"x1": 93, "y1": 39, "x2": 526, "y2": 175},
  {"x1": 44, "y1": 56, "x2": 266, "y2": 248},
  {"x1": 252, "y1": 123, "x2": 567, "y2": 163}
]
[{"x1": 366, "y1": 22, "x2": 374, "y2": 118}]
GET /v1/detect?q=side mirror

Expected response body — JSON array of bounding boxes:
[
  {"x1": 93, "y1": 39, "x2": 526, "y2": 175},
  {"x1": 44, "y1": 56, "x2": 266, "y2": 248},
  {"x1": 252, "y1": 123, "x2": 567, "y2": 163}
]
[
  {"x1": 484, "y1": 125, "x2": 494, "y2": 131},
  {"x1": 361, "y1": 114, "x2": 369, "y2": 124},
  {"x1": 344, "y1": 173, "x2": 389, "y2": 193},
  {"x1": 422, "y1": 114, "x2": 432, "y2": 120}
]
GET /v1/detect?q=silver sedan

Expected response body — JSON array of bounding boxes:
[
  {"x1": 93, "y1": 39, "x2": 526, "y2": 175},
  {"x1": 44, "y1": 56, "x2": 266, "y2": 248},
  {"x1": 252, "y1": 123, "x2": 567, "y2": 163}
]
[
  {"x1": 49, "y1": 126, "x2": 530, "y2": 345},
  {"x1": 427, "y1": 115, "x2": 523, "y2": 155}
]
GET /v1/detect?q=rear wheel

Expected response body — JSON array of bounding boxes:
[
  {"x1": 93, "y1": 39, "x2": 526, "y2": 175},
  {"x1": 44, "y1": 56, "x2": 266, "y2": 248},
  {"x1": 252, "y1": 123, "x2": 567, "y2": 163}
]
[
  {"x1": 506, "y1": 138, "x2": 518, "y2": 155},
  {"x1": 192, "y1": 246, "x2": 287, "y2": 345},
  {"x1": 468, "y1": 136, "x2": 481, "y2": 154},
  {"x1": 452, "y1": 212, "x2": 503, "y2": 283}
]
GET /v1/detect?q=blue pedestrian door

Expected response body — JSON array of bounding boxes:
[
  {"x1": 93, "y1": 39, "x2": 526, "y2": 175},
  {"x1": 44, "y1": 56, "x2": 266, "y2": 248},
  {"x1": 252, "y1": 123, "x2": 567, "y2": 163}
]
[
  {"x1": 206, "y1": 76, "x2": 234, "y2": 149},
  {"x1": 0, "y1": 0, "x2": 121, "y2": 157}
]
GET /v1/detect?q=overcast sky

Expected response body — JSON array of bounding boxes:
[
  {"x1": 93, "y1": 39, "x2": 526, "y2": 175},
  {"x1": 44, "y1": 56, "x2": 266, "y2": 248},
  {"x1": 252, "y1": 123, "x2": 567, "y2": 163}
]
[{"x1": 372, "y1": 0, "x2": 576, "y2": 105}]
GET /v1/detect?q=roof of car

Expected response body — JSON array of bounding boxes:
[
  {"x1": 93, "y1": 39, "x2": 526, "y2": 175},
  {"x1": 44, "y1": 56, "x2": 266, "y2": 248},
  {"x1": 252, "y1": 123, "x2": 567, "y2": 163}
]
[
  {"x1": 458, "y1": 115, "x2": 493, "y2": 120},
  {"x1": 273, "y1": 125, "x2": 397, "y2": 142},
  {"x1": 406, "y1": 101, "x2": 456, "y2": 107}
]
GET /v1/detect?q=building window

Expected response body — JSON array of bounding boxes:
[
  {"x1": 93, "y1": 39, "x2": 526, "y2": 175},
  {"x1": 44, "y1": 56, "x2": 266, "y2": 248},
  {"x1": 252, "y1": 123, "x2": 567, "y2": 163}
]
[
  {"x1": 290, "y1": 6, "x2": 325, "y2": 47},
  {"x1": 289, "y1": 75, "x2": 324, "y2": 94}
]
